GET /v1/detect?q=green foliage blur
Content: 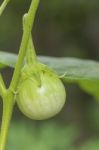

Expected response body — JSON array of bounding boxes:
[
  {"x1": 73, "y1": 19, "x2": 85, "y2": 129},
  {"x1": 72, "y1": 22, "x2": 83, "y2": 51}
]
[{"x1": 1, "y1": 0, "x2": 99, "y2": 149}]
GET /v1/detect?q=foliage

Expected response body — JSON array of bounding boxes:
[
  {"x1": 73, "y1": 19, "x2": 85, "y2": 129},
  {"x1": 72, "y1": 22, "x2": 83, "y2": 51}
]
[{"x1": 0, "y1": 51, "x2": 99, "y2": 100}]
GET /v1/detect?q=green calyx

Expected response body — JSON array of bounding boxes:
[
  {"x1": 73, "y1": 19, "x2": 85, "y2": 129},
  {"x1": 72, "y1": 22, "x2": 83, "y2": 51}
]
[
  {"x1": 20, "y1": 63, "x2": 41, "y2": 87},
  {"x1": 20, "y1": 33, "x2": 60, "y2": 86},
  {"x1": 19, "y1": 61, "x2": 59, "y2": 87}
]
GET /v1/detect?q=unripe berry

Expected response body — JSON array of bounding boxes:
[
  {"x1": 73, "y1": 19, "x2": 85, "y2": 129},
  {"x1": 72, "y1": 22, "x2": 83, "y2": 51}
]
[{"x1": 17, "y1": 63, "x2": 66, "y2": 120}]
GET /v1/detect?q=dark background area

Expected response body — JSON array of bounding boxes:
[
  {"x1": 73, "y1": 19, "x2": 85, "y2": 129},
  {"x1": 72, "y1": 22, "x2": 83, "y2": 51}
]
[{"x1": 0, "y1": 0, "x2": 99, "y2": 149}]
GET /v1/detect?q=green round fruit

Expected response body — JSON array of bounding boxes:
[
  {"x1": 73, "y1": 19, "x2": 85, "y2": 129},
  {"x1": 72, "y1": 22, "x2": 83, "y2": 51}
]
[{"x1": 17, "y1": 64, "x2": 66, "y2": 120}]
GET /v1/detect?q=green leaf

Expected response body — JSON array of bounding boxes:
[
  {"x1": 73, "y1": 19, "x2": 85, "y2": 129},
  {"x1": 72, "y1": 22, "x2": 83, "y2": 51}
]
[
  {"x1": 38, "y1": 56, "x2": 99, "y2": 81},
  {"x1": 0, "y1": 51, "x2": 99, "y2": 99},
  {"x1": 0, "y1": 51, "x2": 17, "y2": 68},
  {"x1": 79, "y1": 80, "x2": 99, "y2": 100},
  {"x1": 38, "y1": 56, "x2": 99, "y2": 100}
]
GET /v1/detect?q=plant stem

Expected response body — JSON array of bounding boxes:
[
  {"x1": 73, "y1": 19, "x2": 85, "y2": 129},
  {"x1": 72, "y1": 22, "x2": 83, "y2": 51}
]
[
  {"x1": 0, "y1": 92, "x2": 14, "y2": 150},
  {"x1": 0, "y1": 0, "x2": 40, "y2": 149},
  {"x1": 0, "y1": 0, "x2": 11, "y2": 16},
  {"x1": 10, "y1": 0, "x2": 40, "y2": 90},
  {"x1": 0, "y1": 74, "x2": 6, "y2": 97}
]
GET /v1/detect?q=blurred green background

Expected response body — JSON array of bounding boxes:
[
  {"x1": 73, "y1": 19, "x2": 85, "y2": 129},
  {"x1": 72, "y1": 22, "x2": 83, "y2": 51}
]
[{"x1": 1, "y1": 0, "x2": 99, "y2": 149}]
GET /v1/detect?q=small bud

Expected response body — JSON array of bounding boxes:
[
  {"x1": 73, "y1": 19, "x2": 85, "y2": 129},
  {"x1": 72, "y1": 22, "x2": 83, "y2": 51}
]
[{"x1": 17, "y1": 63, "x2": 66, "y2": 120}]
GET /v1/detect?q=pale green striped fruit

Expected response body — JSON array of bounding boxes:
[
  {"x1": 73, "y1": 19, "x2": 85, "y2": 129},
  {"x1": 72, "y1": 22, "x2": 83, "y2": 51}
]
[{"x1": 17, "y1": 64, "x2": 66, "y2": 120}]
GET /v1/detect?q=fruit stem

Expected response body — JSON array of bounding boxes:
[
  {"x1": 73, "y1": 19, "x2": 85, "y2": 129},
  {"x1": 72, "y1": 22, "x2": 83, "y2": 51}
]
[{"x1": 26, "y1": 34, "x2": 38, "y2": 65}]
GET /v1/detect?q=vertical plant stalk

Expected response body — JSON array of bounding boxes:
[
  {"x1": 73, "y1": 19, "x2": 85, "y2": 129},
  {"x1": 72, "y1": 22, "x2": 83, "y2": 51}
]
[
  {"x1": 10, "y1": 0, "x2": 40, "y2": 90},
  {"x1": 0, "y1": 74, "x2": 6, "y2": 97},
  {"x1": 0, "y1": 93, "x2": 14, "y2": 150},
  {"x1": 0, "y1": 0, "x2": 11, "y2": 16},
  {"x1": 0, "y1": 0, "x2": 40, "y2": 149}
]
